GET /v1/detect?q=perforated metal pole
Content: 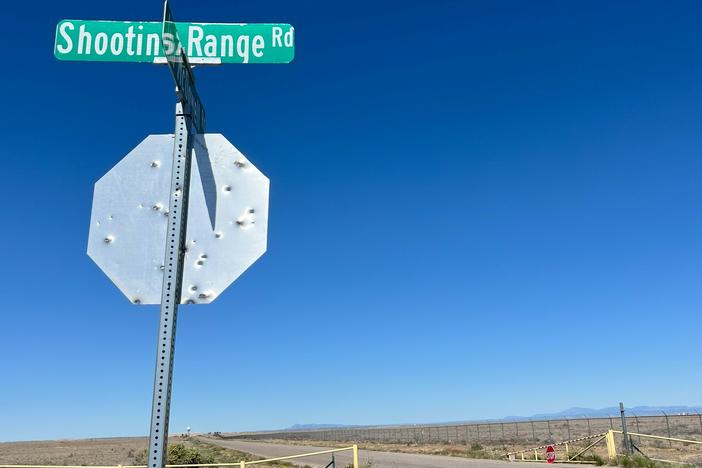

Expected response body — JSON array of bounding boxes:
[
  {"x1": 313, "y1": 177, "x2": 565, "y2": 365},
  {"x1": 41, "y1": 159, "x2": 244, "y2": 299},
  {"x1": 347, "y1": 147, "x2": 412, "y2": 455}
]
[{"x1": 146, "y1": 101, "x2": 193, "y2": 468}]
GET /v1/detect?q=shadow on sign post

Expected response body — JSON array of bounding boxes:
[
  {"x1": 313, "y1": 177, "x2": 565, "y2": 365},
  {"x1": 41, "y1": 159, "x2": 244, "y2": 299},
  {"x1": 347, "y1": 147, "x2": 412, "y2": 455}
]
[
  {"x1": 162, "y1": 0, "x2": 206, "y2": 134},
  {"x1": 161, "y1": 0, "x2": 216, "y2": 229}
]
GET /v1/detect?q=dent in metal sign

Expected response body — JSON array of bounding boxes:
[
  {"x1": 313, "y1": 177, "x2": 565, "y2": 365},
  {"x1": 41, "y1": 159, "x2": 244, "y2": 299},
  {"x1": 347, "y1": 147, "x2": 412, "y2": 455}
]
[{"x1": 87, "y1": 134, "x2": 269, "y2": 304}]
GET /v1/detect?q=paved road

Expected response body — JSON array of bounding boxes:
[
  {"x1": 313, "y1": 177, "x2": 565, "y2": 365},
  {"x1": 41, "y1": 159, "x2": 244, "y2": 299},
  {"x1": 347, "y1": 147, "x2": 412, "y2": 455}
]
[{"x1": 203, "y1": 438, "x2": 574, "y2": 468}]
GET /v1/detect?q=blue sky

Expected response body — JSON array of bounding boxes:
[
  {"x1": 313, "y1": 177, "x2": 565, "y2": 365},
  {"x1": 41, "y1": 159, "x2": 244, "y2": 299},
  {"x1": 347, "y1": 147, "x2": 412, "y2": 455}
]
[{"x1": 1, "y1": 0, "x2": 701, "y2": 442}]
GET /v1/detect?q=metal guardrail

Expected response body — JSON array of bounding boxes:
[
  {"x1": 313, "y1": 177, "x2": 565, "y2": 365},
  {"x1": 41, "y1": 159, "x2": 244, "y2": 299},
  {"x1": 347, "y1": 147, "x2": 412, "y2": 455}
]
[
  {"x1": 0, "y1": 445, "x2": 360, "y2": 468},
  {"x1": 610, "y1": 430, "x2": 702, "y2": 465},
  {"x1": 616, "y1": 431, "x2": 702, "y2": 445},
  {"x1": 505, "y1": 432, "x2": 608, "y2": 463}
]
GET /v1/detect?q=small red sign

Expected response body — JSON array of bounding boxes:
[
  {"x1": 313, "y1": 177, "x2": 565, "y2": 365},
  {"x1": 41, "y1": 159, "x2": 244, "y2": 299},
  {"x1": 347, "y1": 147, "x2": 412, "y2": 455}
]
[{"x1": 546, "y1": 445, "x2": 556, "y2": 464}]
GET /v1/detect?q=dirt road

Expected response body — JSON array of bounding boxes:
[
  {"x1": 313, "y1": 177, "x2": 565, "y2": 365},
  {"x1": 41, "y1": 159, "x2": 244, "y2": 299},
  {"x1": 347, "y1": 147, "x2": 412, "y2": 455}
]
[{"x1": 205, "y1": 438, "x2": 576, "y2": 467}]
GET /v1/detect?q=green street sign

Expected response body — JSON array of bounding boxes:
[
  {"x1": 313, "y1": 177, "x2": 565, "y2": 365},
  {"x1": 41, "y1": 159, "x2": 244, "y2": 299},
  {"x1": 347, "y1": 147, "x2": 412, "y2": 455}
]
[{"x1": 54, "y1": 19, "x2": 295, "y2": 64}]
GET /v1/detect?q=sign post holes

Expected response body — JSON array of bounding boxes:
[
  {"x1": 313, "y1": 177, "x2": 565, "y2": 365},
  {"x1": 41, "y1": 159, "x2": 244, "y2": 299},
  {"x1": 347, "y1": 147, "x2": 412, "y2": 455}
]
[
  {"x1": 147, "y1": 100, "x2": 193, "y2": 468},
  {"x1": 149, "y1": 4, "x2": 199, "y2": 466}
]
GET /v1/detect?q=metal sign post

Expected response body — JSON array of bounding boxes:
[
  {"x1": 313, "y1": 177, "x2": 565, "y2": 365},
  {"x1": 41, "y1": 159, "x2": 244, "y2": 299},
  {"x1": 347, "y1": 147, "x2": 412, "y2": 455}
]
[
  {"x1": 147, "y1": 4, "x2": 201, "y2": 467},
  {"x1": 147, "y1": 101, "x2": 193, "y2": 468}
]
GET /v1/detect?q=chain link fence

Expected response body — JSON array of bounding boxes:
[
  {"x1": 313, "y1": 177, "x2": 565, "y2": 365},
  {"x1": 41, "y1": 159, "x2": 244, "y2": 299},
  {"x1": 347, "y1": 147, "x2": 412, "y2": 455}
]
[{"x1": 227, "y1": 413, "x2": 702, "y2": 446}]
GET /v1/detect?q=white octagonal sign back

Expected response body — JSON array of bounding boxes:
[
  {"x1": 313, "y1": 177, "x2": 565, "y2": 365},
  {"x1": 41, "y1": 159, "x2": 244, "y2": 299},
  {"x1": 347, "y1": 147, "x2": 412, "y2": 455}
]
[{"x1": 87, "y1": 133, "x2": 269, "y2": 304}]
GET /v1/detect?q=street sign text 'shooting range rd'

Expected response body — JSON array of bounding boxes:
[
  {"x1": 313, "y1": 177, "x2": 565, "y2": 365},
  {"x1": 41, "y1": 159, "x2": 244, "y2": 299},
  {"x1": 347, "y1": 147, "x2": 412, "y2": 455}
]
[
  {"x1": 57, "y1": 3, "x2": 292, "y2": 468},
  {"x1": 54, "y1": 20, "x2": 294, "y2": 63}
]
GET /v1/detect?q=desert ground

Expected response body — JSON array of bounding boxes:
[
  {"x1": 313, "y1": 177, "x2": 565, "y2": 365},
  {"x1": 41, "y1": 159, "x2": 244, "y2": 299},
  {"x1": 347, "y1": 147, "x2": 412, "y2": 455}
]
[
  {"x1": 2, "y1": 432, "x2": 701, "y2": 467},
  {"x1": 0, "y1": 436, "x2": 577, "y2": 467}
]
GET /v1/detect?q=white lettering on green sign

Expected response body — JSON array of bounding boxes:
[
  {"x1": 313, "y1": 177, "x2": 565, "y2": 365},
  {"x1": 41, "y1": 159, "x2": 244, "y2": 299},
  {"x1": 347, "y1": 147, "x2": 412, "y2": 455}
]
[{"x1": 54, "y1": 20, "x2": 295, "y2": 63}]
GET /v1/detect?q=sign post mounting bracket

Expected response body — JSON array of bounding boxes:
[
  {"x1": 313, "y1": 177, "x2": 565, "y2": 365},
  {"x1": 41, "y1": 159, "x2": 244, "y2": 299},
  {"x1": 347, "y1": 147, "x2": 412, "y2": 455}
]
[{"x1": 146, "y1": 101, "x2": 194, "y2": 468}]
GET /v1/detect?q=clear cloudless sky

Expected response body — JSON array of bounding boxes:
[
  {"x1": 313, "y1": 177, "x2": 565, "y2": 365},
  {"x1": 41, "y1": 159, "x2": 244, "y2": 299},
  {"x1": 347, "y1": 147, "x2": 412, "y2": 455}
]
[{"x1": 1, "y1": 0, "x2": 700, "y2": 442}]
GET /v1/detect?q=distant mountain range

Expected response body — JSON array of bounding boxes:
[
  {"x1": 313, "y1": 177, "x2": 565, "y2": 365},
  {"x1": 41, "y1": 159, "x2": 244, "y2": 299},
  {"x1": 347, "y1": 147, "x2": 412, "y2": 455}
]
[
  {"x1": 288, "y1": 424, "x2": 355, "y2": 430},
  {"x1": 503, "y1": 405, "x2": 702, "y2": 421},
  {"x1": 286, "y1": 405, "x2": 702, "y2": 430}
]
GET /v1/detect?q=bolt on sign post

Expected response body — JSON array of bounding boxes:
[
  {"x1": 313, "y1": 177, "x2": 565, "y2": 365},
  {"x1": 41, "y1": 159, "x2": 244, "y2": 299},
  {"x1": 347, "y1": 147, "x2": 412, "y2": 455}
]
[{"x1": 54, "y1": 3, "x2": 294, "y2": 468}]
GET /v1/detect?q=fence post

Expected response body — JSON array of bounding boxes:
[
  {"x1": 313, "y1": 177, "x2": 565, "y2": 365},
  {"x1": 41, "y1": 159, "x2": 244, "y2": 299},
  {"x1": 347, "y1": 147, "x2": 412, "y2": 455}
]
[
  {"x1": 464, "y1": 425, "x2": 468, "y2": 445},
  {"x1": 240, "y1": 461, "x2": 246, "y2": 468},
  {"x1": 515, "y1": 421, "x2": 519, "y2": 437},
  {"x1": 488, "y1": 423, "x2": 492, "y2": 441},
  {"x1": 587, "y1": 417, "x2": 591, "y2": 436},
  {"x1": 501, "y1": 422, "x2": 505, "y2": 440},
  {"x1": 619, "y1": 402, "x2": 632, "y2": 455},
  {"x1": 662, "y1": 411, "x2": 672, "y2": 447},
  {"x1": 606, "y1": 430, "x2": 617, "y2": 460},
  {"x1": 352, "y1": 444, "x2": 359, "y2": 468},
  {"x1": 565, "y1": 418, "x2": 571, "y2": 440},
  {"x1": 477, "y1": 424, "x2": 480, "y2": 441},
  {"x1": 547, "y1": 420, "x2": 552, "y2": 440},
  {"x1": 631, "y1": 412, "x2": 641, "y2": 445},
  {"x1": 531, "y1": 420, "x2": 536, "y2": 441}
]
